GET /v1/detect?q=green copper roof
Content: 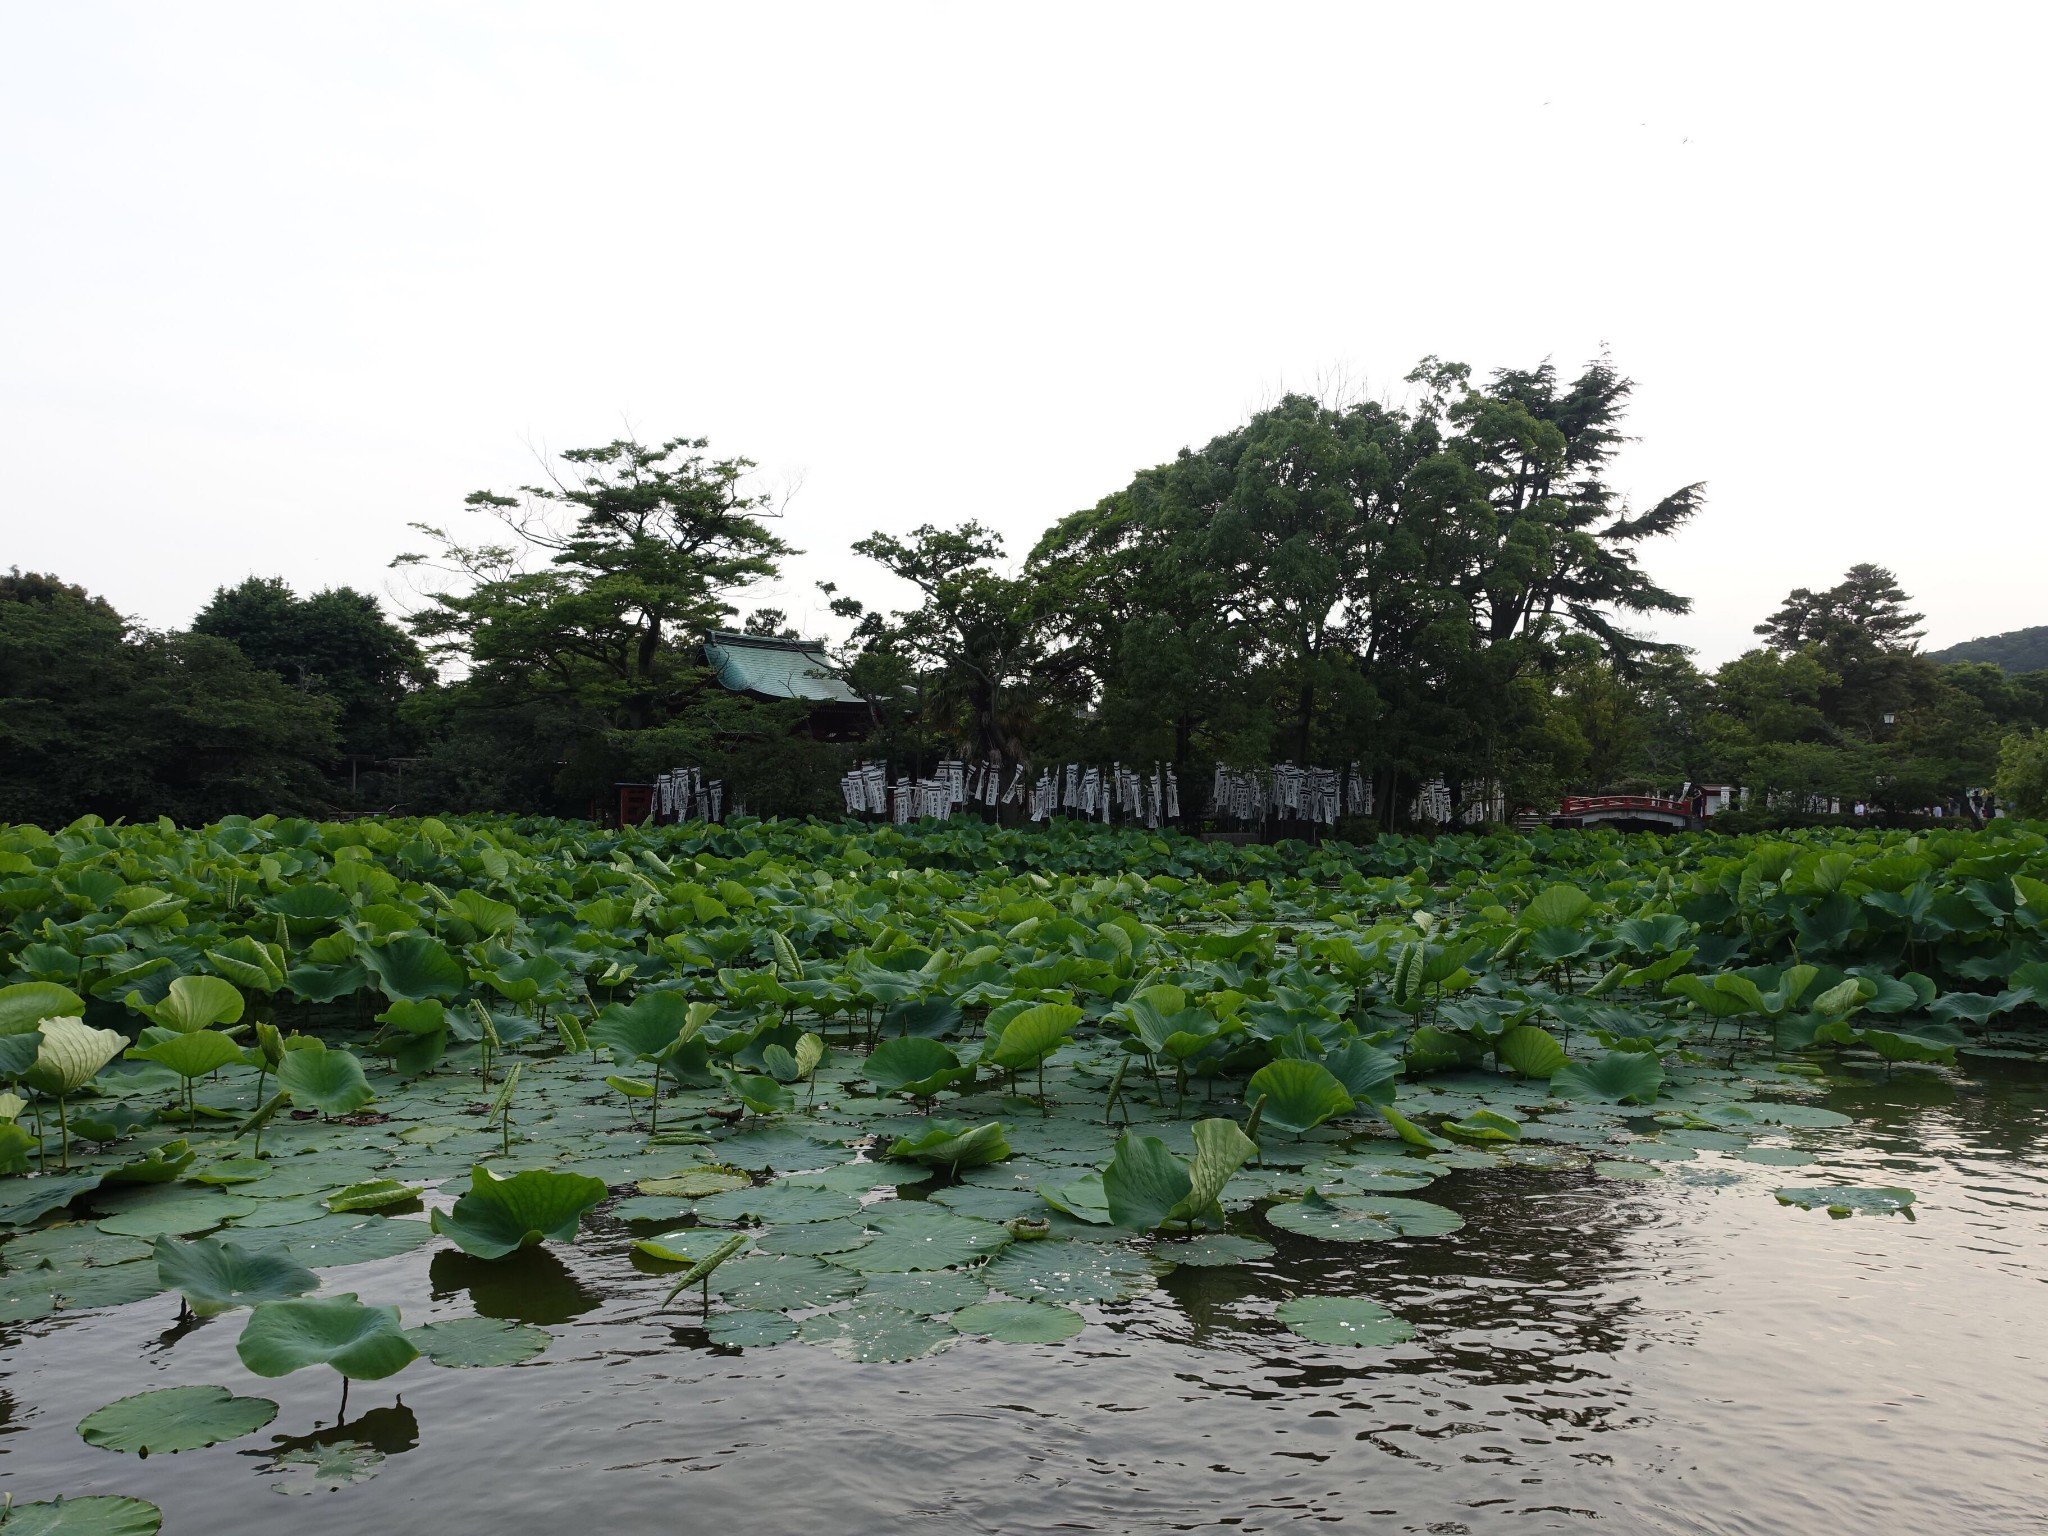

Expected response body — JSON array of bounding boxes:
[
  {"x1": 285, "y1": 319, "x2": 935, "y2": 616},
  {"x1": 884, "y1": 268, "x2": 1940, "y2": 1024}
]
[{"x1": 702, "y1": 631, "x2": 861, "y2": 703}]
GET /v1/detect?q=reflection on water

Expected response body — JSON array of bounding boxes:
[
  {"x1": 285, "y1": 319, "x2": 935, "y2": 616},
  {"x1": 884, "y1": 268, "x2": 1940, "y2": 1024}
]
[{"x1": 1, "y1": 1063, "x2": 2045, "y2": 1535}]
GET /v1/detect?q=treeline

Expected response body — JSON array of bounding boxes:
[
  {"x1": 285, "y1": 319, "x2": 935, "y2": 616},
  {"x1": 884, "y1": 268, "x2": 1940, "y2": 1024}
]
[{"x1": 5, "y1": 356, "x2": 2046, "y2": 828}]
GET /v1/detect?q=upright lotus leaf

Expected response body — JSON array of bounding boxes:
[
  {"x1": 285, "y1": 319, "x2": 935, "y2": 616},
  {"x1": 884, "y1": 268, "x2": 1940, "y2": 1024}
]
[
  {"x1": 277, "y1": 1044, "x2": 375, "y2": 1116},
  {"x1": 371, "y1": 998, "x2": 449, "y2": 1077},
  {"x1": 1101, "y1": 1132, "x2": 1191, "y2": 1232},
  {"x1": 361, "y1": 932, "x2": 466, "y2": 1002},
  {"x1": 864, "y1": 1037, "x2": 969, "y2": 1100},
  {"x1": 237, "y1": 1293, "x2": 420, "y2": 1381},
  {"x1": 0, "y1": 980, "x2": 84, "y2": 1033},
  {"x1": 1319, "y1": 1039, "x2": 1401, "y2": 1106},
  {"x1": 988, "y1": 1002, "x2": 1082, "y2": 1073},
  {"x1": 137, "y1": 975, "x2": 245, "y2": 1034},
  {"x1": 0, "y1": 1027, "x2": 44, "y2": 1079},
  {"x1": 589, "y1": 991, "x2": 696, "y2": 1066},
  {"x1": 723, "y1": 1069, "x2": 796, "y2": 1116},
  {"x1": 480, "y1": 953, "x2": 569, "y2": 1005},
  {"x1": 77, "y1": 1383, "x2": 279, "y2": 1454},
  {"x1": 1441, "y1": 1108, "x2": 1522, "y2": 1143},
  {"x1": 885, "y1": 1118, "x2": 1012, "y2": 1169},
  {"x1": 429, "y1": 1163, "x2": 608, "y2": 1260},
  {"x1": 155, "y1": 1235, "x2": 319, "y2": 1315},
  {"x1": 1521, "y1": 885, "x2": 1593, "y2": 931},
  {"x1": 1551, "y1": 1050, "x2": 1664, "y2": 1105},
  {"x1": 1178, "y1": 1116, "x2": 1256, "y2": 1221},
  {"x1": 204, "y1": 937, "x2": 287, "y2": 993},
  {"x1": 1244, "y1": 1058, "x2": 1354, "y2": 1137},
  {"x1": 127, "y1": 1028, "x2": 245, "y2": 1081},
  {"x1": 26, "y1": 1017, "x2": 127, "y2": 1167},
  {"x1": 1497, "y1": 1024, "x2": 1569, "y2": 1077},
  {"x1": 1665, "y1": 973, "x2": 1756, "y2": 1019}
]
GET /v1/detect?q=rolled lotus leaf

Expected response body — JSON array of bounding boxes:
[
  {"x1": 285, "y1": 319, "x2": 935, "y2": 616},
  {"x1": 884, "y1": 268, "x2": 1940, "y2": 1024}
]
[
  {"x1": 25, "y1": 1017, "x2": 127, "y2": 1097},
  {"x1": 236, "y1": 1292, "x2": 419, "y2": 1381},
  {"x1": 429, "y1": 1163, "x2": 608, "y2": 1260}
]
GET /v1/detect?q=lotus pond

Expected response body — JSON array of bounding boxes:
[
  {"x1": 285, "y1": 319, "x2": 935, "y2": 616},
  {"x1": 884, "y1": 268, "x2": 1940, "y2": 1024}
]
[{"x1": 1, "y1": 815, "x2": 2045, "y2": 1534}]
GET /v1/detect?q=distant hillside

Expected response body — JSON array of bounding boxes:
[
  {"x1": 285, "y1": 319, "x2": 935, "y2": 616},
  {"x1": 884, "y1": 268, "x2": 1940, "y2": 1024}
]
[{"x1": 1928, "y1": 624, "x2": 2048, "y2": 673}]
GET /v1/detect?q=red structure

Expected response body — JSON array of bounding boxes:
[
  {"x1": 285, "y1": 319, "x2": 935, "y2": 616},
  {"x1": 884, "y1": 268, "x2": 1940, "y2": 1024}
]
[{"x1": 1550, "y1": 794, "x2": 1701, "y2": 831}]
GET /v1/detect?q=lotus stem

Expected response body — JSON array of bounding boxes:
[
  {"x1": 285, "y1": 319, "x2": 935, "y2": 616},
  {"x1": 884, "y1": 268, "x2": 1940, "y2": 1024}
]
[{"x1": 56, "y1": 1094, "x2": 70, "y2": 1170}]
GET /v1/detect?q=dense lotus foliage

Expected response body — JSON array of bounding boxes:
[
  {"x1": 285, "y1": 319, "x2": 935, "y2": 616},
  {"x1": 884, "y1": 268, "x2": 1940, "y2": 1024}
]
[{"x1": 1, "y1": 811, "x2": 2044, "y2": 1521}]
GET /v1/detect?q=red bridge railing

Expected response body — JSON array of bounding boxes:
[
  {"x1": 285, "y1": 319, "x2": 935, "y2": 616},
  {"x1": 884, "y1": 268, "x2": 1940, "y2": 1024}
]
[{"x1": 1555, "y1": 795, "x2": 1695, "y2": 816}]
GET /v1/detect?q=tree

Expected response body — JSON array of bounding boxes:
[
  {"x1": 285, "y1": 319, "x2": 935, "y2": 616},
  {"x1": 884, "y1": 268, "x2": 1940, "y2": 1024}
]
[
  {"x1": 394, "y1": 437, "x2": 798, "y2": 810},
  {"x1": 192, "y1": 577, "x2": 430, "y2": 756},
  {"x1": 1996, "y1": 730, "x2": 2048, "y2": 818},
  {"x1": 841, "y1": 523, "x2": 1041, "y2": 765},
  {"x1": 1755, "y1": 564, "x2": 1927, "y2": 739},
  {"x1": 0, "y1": 571, "x2": 337, "y2": 825}
]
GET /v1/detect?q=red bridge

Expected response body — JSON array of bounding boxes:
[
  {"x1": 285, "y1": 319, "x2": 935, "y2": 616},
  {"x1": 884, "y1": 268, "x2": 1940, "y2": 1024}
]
[{"x1": 1550, "y1": 794, "x2": 1701, "y2": 832}]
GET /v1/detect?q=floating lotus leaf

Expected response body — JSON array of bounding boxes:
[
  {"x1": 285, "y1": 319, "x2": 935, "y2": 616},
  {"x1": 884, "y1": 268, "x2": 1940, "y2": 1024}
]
[
  {"x1": 705, "y1": 1308, "x2": 798, "y2": 1347},
  {"x1": 77, "y1": 1383, "x2": 278, "y2": 1454},
  {"x1": 187, "y1": 1157, "x2": 271, "y2": 1186},
  {"x1": 406, "y1": 1315, "x2": 551, "y2": 1367},
  {"x1": 858, "y1": 1267, "x2": 989, "y2": 1314},
  {"x1": 284, "y1": 1215, "x2": 436, "y2": 1267},
  {"x1": 928, "y1": 1184, "x2": 1044, "y2": 1220},
  {"x1": 980, "y1": 1240, "x2": 1158, "y2": 1303},
  {"x1": 101, "y1": 1140, "x2": 197, "y2": 1185},
  {"x1": 4, "y1": 1226, "x2": 150, "y2": 1268},
  {"x1": 0, "y1": 1495, "x2": 164, "y2": 1534},
  {"x1": 695, "y1": 1184, "x2": 857, "y2": 1225},
  {"x1": 1774, "y1": 1185, "x2": 1915, "y2": 1217},
  {"x1": 636, "y1": 1168, "x2": 750, "y2": 1199},
  {"x1": 1273, "y1": 1295, "x2": 1414, "y2": 1347},
  {"x1": 430, "y1": 1164, "x2": 608, "y2": 1260},
  {"x1": 1440, "y1": 1108, "x2": 1522, "y2": 1143},
  {"x1": 713, "y1": 1129, "x2": 852, "y2": 1171},
  {"x1": 1551, "y1": 1051, "x2": 1665, "y2": 1105},
  {"x1": 268, "y1": 1439, "x2": 385, "y2": 1494},
  {"x1": 799, "y1": 1300, "x2": 955, "y2": 1362},
  {"x1": 839, "y1": 1203, "x2": 1010, "y2": 1271},
  {"x1": 1738, "y1": 1146, "x2": 1817, "y2": 1166},
  {"x1": 1264, "y1": 1189, "x2": 1464, "y2": 1243},
  {"x1": 755, "y1": 1219, "x2": 873, "y2": 1256},
  {"x1": 1158, "y1": 1232, "x2": 1273, "y2": 1267},
  {"x1": 97, "y1": 1191, "x2": 247, "y2": 1238},
  {"x1": 223, "y1": 1196, "x2": 334, "y2": 1228},
  {"x1": 154, "y1": 1234, "x2": 318, "y2": 1315},
  {"x1": 632, "y1": 1227, "x2": 751, "y2": 1264},
  {"x1": 714, "y1": 1254, "x2": 861, "y2": 1311},
  {"x1": 1245, "y1": 1059, "x2": 1354, "y2": 1137},
  {"x1": 950, "y1": 1299, "x2": 1084, "y2": 1343},
  {"x1": 236, "y1": 1292, "x2": 419, "y2": 1381}
]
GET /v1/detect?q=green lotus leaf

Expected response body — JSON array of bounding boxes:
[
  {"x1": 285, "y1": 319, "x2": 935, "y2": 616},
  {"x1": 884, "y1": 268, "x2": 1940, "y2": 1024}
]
[
  {"x1": 0, "y1": 1496, "x2": 164, "y2": 1534},
  {"x1": 636, "y1": 1167, "x2": 750, "y2": 1198},
  {"x1": 694, "y1": 1183, "x2": 856, "y2": 1225},
  {"x1": 1551, "y1": 1051, "x2": 1665, "y2": 1105},
  {"x1": 1774, "y1": 1185, "x2": 1915, "y2": 1217},
  {"x1": 125, "y1": 1029, "x2": 244, "y2": 1081},
  {"x1": 800, "y1": 1300, "x2": 956, "y2": 1362},
  {"x1": 77, "y1": 1383, "x2": 278, "y2": 1454},
  {"x1": 0, "y1": 980, "x2": 84, "y2": 1034},
  {"x1": 1244, "y1": 1058, "x2": 1354, "y2": 1137},
  {"x1": 1319, "y1": 1039, "x2": 1401, "y2": 1106},
  {"x1": 988, "y1": 1002, "x2": 1082, "y2": 1070},
  {"x1": 101, "y1": 1139, "x2": 197, "y2": 1184},
  {"x1": 186, "y1": 1157, "x2": 271, "y2": 1186},
  {"x1": 1037, "y1": 1171, "x2": 1112, "y2": 1223},
  {"x1": 236, "y1": 1292, "x2": 420, "y2": 1380},
  {"x1": 632, "y1": 1228, "x2": 750, "y2": 1264},
  {"x1": 864, "y1": 1036, "x2": 970, "y2": 1098},
  {"x1": 979, "y1": 1239, "x2": 1158, "y2": 1303},
  {"x1": 203, "y1": 937, "x2": 286, "y2": 992},
  {"x1": 1264, "y1": 1189, "x2": 1464, "y2": 1243},
  {"x1": 714, "y1": 1254, "x2": 861, "y2": 1311},
  {"x1": 361, "y1": 932, "x2": 466, "y2": 1002},
  {"x1": 1440, "y1": 1108, "x2": 1522, "y2": 1143},
  {"x1": 723, "y1": 1069, "x2": 796, "y2": 1116},
  {"x1": 138, "y1": 975, "x2": 244, "y2": 1034},
  {"x1": 1273, "y1": 1295, "x2": 1414, "y2": 1347},
  {"x1": 884, "y1": 1119, "x2": 1012, "y2": 1169},
  {"x1": 405, "y1": 1315, "x2": 550, "y2": 1367},
  {"x1": 0, "y1": 1172, "x2": 103, "y2": 1227},
  {"x1": 1496, "y1": 1024, "x2": 1569, "y2": 1077},
  {"x1": 276, "y1": 1045, "x2": 374, "y2": 1115},
  {"x1": 1157, "y1": 1232, "x2": 1273, "y2": 1267},
  {"x1": 284, "y1": 1214, "x2": 434, "y2": 1268},
  {"x1": 858, "y1": 1268, "x2": 989, "y2": 1314},
  {"x1": 1101, "y1": 1132, "x2": 1192, "y2": 1232},
  {"x1": 25, "y1": 1018, "x2": 127, "y2": 1097},
  {"x1": 266, "y1": 1438, "x2": 385, "y2": 1494},
  {"x1": 266, "y1": 884, "x2": 352, "y2": 925},
  {"x1": 0, "y1": 1029, "x2": 44, "y2": 1079},
  {"x1": 950, "y1": 1299, "x2": 1085, "y2": 1343},
  {"x1": 154, "y1": 1234, "x2": 319, "y2": 1314},
  {"x1": 704, "y1": 1308, "x2": 798, "y2": 1347},
  {"x1": 326, "y1": 1179, "x2": 423, "y2": 1212},
  {"x1": 838, "y1": 1202, "x2": 1011, "y2": 1271},
  {"x1": 1521, "y1": 884, "x2": 1593, "y2": 930},
  {"x1": 97, "y1": 1190, "x2": 248, "y2": 1238},
  {"x1": 589, "y1": 991, "x2": 696, "y2": 1065},
  {"x1": 429, "y1": 1164, "x2": 608, "y2": 1260},
  {"x1": 1593, "y1": 1159, "x2": 1662, "y2": 1180}
]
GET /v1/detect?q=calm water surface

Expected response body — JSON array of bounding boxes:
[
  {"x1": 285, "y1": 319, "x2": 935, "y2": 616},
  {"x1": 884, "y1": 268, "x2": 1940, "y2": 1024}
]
[{"x1": 5, "y1": 1063, "x2": 2045, "y2": 1535}]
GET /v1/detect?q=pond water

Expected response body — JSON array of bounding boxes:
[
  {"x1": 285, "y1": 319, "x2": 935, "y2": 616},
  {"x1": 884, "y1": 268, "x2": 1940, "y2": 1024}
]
[{"x1": 3, "y1": 1059, "x2": 2045, "y2": 1535}]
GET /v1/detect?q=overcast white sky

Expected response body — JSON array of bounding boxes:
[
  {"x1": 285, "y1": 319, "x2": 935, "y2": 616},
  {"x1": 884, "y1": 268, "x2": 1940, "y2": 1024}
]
[{"x1": 3, "y1": 4, "x2": 2040, "y2": 666}]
